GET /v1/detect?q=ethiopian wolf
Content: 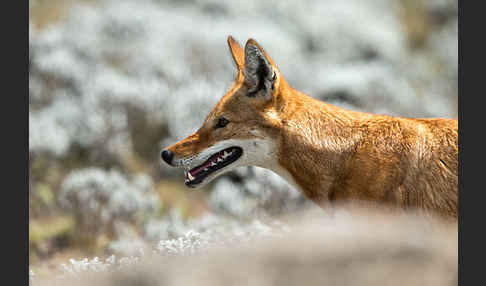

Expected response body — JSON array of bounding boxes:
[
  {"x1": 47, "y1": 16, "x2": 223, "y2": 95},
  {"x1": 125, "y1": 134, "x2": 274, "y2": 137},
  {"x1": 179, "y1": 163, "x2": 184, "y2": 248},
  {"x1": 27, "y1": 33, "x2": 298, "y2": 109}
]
[{"x1": 161, "y1": 36, "x2": 458, "y2": 218}]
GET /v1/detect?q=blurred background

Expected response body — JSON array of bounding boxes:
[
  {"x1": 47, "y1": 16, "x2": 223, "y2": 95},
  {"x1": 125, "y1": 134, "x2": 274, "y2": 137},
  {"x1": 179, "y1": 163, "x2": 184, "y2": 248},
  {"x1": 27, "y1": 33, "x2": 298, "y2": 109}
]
[{"x1": 29, "y1": 0, "x2": 457, "y2": 278}]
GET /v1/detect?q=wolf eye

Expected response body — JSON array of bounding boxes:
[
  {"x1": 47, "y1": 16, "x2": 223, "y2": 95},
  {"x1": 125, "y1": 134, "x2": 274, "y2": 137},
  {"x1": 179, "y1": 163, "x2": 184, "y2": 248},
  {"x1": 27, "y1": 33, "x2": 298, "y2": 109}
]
[{"x1": 215, "y1": 117, "x2": 229, "y2": 129}]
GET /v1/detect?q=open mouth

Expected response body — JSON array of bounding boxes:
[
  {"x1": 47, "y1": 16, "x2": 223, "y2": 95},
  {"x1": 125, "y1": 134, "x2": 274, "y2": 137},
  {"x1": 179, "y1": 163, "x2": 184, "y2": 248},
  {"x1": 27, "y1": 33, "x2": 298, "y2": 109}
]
[{"x1": 185, "y1": 146, "x2": 243, "y2": 187}]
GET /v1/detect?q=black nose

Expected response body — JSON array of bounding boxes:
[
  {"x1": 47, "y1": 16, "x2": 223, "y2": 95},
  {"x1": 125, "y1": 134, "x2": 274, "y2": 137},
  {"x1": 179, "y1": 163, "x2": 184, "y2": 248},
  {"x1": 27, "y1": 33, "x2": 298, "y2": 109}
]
[{"x1": 161, "y1": 150, "x2": 174, "y2": 165}]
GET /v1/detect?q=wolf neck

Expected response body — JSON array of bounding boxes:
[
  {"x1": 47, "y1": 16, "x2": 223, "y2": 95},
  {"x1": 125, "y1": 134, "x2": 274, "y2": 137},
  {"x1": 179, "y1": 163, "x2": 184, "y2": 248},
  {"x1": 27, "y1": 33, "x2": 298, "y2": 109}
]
[{"x1": 271, "y1": 86, "x2": 362, "y2": 202}]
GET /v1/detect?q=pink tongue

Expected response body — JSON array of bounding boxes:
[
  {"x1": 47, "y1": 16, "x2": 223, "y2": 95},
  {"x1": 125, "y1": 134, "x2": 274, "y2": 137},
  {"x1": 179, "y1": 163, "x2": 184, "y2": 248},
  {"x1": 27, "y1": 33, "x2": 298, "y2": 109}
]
[{"x1": 190, "y1": 160, "x2": 212, "y2": 176}]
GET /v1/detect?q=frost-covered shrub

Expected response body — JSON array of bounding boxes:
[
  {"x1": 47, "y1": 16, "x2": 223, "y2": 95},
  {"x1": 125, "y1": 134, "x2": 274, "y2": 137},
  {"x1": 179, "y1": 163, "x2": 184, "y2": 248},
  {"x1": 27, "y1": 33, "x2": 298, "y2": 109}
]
[
  {"x1": 208, "y1": 167, "x2": 313, "y2": 218},
  {"x1": 155, "y1": 230, "x2": 211, "y2": 256},
  {"x1": 152, "y1": 215, "x2": 288, "y2": 257},
  {"x1": 61, "y1": 257, "x2": 115, "y2": 275},
  {"x1": 143, "y1": 208, "x2": 191, "y2": 242},
  {"x1": 59, "y1": 168, "x2": 160, "y2": 236},
  {"x1": 107, "y1": 236, "x2": 149, "y2": 257},
  {"x1": 57, "y1": 254, "x2": 144, "y2": 284},
  {"x1": 143, "y1": 208, "x2": 285, "y2": 243}
]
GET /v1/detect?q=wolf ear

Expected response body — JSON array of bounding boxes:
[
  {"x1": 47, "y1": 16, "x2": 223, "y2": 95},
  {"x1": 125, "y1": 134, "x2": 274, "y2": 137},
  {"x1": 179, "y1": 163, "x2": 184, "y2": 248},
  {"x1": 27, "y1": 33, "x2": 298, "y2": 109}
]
[
  {"x1": 243, "y1": 39, "x2": 278, "y2": 99},
  {"x1": 227, "y1": 36, "x2": 245, "y2": 71}
]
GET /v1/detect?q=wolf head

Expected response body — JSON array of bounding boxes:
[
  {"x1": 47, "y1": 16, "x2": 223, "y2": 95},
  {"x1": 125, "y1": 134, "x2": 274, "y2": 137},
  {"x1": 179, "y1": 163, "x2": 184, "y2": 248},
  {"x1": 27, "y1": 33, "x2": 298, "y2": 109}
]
[{"x1": 161, "y1": 36, "x2": 288, "y2": 188}]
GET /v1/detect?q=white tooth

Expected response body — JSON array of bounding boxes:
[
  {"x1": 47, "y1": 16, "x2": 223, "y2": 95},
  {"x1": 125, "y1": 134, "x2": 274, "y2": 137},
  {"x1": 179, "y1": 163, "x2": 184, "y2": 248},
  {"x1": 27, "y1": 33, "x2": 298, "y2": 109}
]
[
  {"x1": 217, "y1": 158, "x2": 223, "y2": 162},
  {"x1": 188, "y1": 173, "x2": 195, "y2": 181},
  {"x1": 223, "y1": 151, "x2": 228, "y2": 158},
  {"x1": 204, "y1": 168, "x2": 208, "y2": 171},
  {"x1": 211, "y1": 162, "x2": 217, "y2": 166}
]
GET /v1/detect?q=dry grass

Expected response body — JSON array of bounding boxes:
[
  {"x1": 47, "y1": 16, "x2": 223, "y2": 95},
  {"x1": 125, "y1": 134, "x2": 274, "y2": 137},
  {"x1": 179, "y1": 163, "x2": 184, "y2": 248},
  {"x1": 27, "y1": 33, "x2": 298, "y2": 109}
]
[
  {"x1": 30, "y1": 0, "x2": 100, "y2": 29},
  {"x1": 30, "y1": 0, "x2": 73, "y2": 29},
  {"x1": 29, "y1": 216, "x2": 75, "y2": 264}
]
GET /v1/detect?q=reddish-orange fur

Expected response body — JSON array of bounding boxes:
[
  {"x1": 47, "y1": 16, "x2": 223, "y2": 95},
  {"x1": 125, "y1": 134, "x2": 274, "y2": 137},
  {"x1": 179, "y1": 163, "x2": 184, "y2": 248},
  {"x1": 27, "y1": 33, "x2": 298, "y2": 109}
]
[{"x1": 165, "y1": 36, "x2": 458, "y2": 219}]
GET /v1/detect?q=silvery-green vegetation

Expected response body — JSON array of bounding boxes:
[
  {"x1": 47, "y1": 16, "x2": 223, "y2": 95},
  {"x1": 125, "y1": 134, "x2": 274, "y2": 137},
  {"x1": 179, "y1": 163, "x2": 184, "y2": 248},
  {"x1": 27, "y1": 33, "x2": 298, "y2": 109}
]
[{"x1": 29, "y1": 0, "x2": 457, "y2": 283}]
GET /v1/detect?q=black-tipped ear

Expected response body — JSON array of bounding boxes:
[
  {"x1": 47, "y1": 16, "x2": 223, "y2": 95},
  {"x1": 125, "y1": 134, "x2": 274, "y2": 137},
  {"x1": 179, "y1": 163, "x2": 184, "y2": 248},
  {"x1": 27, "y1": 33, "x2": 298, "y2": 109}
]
[{"x1": 243, "y1": 40, "x2": 276, "y2": 98}]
